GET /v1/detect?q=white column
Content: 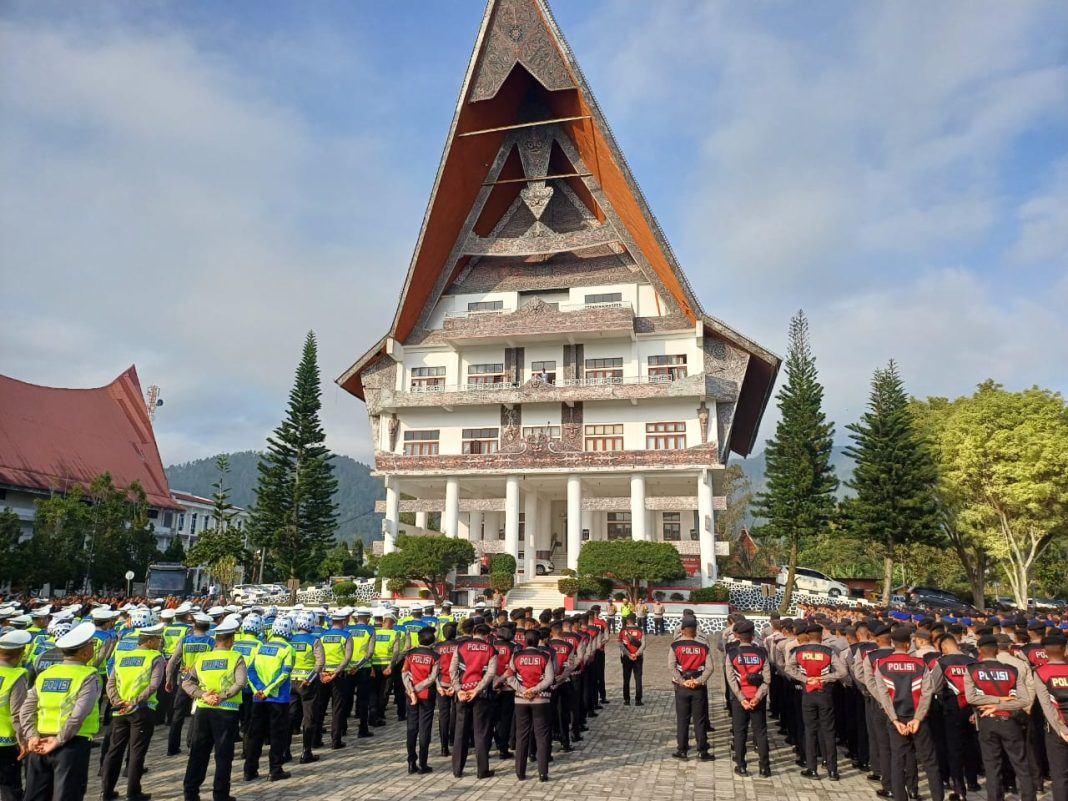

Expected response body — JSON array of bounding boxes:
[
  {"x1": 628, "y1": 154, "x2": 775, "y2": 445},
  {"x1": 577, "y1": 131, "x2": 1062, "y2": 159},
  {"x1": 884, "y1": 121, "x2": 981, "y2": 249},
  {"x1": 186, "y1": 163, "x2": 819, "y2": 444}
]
[
  {"x1": 505, "y1": 476, "x2": 520, "y2": 564},
  {"x1": 580, "y1": 510, "x2": 593, "y2": 543},
  {"x1": 484, "y1": 511, "x2": 500, "y2": 542},
  {"x1": 443, "y1": 477, "x2": 460, "y2": 538},
  {"x1": 567, "y1": 475, "x2": 582, "y2": 571},
  {"x1": 523, "y1": 490, "x2": 538, "y2": 581},
  {"x1": 414, "y1": 511, "x2": 428, "y2": 530},
  {"x1": 630, "y1": 473, "x2": 647, "y2": 541},
  {"x1": 467, "y1": 510, "x2": 483, "y2": 575},
  {"x1": 697, "y1": 469, "x2": 717, "y2": 586},
  {"x1": 538, "y1": 496, "x2": 552, "y2": 570},
  {"x1": 384, "y1": 475, "x2": 400, "y2": 554}
]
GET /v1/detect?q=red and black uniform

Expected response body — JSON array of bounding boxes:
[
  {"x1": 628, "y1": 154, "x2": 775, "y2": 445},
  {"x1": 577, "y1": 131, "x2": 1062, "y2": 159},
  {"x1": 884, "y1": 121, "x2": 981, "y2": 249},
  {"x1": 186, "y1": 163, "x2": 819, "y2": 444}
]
[
  {"x1": 865, "y1": 647, "x2": 895, "y2": 793},
  {"x1": 509, "y1": 648, "x2": 554, "y2": 780},
  {"x1": 513, "y1": 629, "x2": 527, "y2": 648},
  {"x1": 1034, "y1": 663, "x2": 1068, "y2": 801},
  {"x1": 790, "y1": 643, "x2": 844, "y2": 776},
  {"x1": 618, "y1": 624, "x2": 645, "y2": 705},
  {"x1": 847, "y1": 640, "x2": 877, "y2": 769},
  {"x1": 727, "y1": 645, "x2": 770, "y2": 773},
  {"x1": 560, "y1": 631, "x2": 586, "y2": 734},
  {"x1": 873, "y1": 652, "x2": 943, "y2": 801},
  {"x1": 936, "y1": 653, "x2": 980, "y2": 796},
  {"x1": 402, "y1": 646, "x2": 438, "y2": 770},
  {"x1": 450, "y1": 639, "x2": 496, "y2": 779},
  {"x1": 548, "y1": 637, "x2": 576, "y2": 748},
  {"x1": 433, "y1": 639, "x2": 458, "y2": 755},
  {"x1": 491, "y1": 640, "x2": 517, "y2": 757},
  {"x1": 965, "y1": 660, "x2": 1036, "y2": 801},
  {"x1": 1022, "y1": 642, "x2": 1053, "y2": 788},
  {"x1": 590, "y1": 618, "x2": 608, "y2": 705},
  {"x1": 670, "y1": 639, "x2": 712, "y2": 756}
]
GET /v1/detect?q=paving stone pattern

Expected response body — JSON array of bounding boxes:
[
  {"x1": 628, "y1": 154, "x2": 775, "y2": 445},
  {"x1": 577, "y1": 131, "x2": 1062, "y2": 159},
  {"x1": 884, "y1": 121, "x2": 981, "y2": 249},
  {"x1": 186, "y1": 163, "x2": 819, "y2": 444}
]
[{"x1": 87, "y1": 637, "x2": 882, "y2": 801}]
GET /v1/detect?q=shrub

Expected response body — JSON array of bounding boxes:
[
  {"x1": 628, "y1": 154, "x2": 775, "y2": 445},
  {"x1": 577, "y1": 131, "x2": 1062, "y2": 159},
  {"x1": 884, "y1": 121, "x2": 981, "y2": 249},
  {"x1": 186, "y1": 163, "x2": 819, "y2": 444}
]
[
  {"x1": 482, "y1": 588, "x2": 494, "y2": 599},
  {"x1": 490, "y1": 553, "x2": 517, "y2": 574},
  {"x1": 560, "y1": 568, "x2": 577, "y2": 577},
  {"x1": 385, "y1": 577, "x2": 409, "y2": 595},
  {"x1": 613, "y1": 592, "x2": 626, "y2": 602},
  {"x1": 332, "y1": 581, "x2": 357, "y2": 604},
  {"x1": 669, "y1": 592, "x2": 685, "y2": 602},
  {"x1": 653, "y1": 591, "x2": 665, "y2": 602},
  {"x1": 489, "y1": 572, "x2": 514, "y2": 595},
  {"x1": 690, "y1": 585, "x2": 730, "y2": 603},
  {"x1": 558, "y1": 577, "x2": 581, "y2": 596},
  {"x1": 417, "y1": 588, "x2": 431, "y2": 599}
]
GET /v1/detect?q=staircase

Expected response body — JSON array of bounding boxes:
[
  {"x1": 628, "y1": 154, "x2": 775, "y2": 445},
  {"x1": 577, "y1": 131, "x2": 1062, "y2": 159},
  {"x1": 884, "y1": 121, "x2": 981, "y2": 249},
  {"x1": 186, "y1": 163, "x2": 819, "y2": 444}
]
[{"x1": 505, "y1": 575, "x2": 567, "y2": 611}]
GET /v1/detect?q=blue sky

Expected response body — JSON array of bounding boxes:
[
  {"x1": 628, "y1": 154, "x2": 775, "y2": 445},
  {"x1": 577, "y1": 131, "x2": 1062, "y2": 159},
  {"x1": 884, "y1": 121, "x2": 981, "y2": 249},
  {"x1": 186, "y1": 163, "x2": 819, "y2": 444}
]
[{"x1": 2, "y1": 1, "x2": 1066, "y2": 466}]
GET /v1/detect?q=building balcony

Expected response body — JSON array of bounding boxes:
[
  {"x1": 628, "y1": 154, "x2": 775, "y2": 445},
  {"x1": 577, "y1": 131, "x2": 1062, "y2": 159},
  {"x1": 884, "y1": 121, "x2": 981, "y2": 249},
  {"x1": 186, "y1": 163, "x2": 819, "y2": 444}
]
[
  {"x1": 379, "y1": 371, "x2": 710, "y2": 411},
  {"x1": 437, "y1": 298, "x2": 635, "y2": 345}
]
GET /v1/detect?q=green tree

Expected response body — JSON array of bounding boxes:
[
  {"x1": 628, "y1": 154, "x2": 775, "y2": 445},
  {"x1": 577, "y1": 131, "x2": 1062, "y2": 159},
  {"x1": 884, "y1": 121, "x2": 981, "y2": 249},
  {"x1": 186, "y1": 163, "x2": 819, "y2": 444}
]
[
  {"x1": 209, "y1": 455, "x2": 239, "y2": 531},
  {"x1": 751, "y1": 311, "x2": 838, "y2": 612},
  {"x1": 716, "y1": 464, "x2": 752, "y2": 541},
  {"x1": 844, "y1": 361, "x2": 941, "y2": 604},
  {"x1": 162, "y1": 535, "x2": 187, "y2": 563},
  {"x1": 576, "y1": 540, "x2": 686, "y2": 603},
  {"x1": 250, "y1": 331, "x2": 339, "y2": 599},
  {"x1": 911, "y1": 396, "x2": 991, "y2": 606},
  {"x1": 0, "y1": 508, "x2": 26, "y2": 588},
  {"x1": 320, "y1": 541, "x2": 362, "y2": 578},
  {"x1": 934, "y1": 382, "x2": 1068, "y2": 608},
  {"x1": 186, "y1": 526, "x2": 249, "y2": 598},
  {"x1": 377, "y1": 534, "x2": 475, "y2": 604}
]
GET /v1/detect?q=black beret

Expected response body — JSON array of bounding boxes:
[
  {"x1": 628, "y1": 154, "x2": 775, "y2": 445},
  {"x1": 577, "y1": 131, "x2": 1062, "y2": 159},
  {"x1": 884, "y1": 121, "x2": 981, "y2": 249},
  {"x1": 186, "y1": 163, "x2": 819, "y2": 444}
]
[
  {"x1": 807, "y1": 624, "x2": 824, "y2": 636},
  {"x1": 1028, "y1": 621, "x2": 1047, "y2": 632},
  {"x1": 891, "y1": 627, "x2": 913, "y2": 644},
  {"x1": 977, "y1": 634, "x2": 998, "y2": 649},
  {"x1": 734, "y1": 620, "x2": 755, "y2": 635},
  {"x1": 872, "y1": 624, "x2": 891, "y2": 637},
  {"x1": 1041, "y1": 634, "x2": 1066, "y2": 648}
]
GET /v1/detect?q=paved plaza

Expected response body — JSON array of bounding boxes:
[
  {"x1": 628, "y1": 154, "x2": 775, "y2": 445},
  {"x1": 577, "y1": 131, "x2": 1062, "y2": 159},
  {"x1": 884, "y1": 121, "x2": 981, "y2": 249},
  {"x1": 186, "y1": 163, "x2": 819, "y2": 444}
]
[{"x1": 81, "y1": 635, "x2": 887, "y2": 801}]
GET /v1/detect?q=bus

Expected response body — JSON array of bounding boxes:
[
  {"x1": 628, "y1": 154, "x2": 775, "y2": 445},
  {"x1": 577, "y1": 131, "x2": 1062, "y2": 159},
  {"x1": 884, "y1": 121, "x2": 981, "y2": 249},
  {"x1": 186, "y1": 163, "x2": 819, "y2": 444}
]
[{"x1": 146, "y1": 563, "x2": 193, "y2": 598}]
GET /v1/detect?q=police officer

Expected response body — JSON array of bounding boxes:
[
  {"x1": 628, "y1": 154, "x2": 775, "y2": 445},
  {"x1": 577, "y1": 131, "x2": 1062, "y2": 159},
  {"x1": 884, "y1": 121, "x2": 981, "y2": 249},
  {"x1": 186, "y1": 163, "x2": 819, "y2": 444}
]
[
  {"x1": 369, "y1": 611, "x2": 400, "y2": 727},
  {"x1": 21, "y1": 621, "x2": 101, "y2": 801},
  {"x1": 871, "y1": 626, "x2": 944, "y2": 801},
  {"x1": 964, "y1": 634, "x2": 1036, "y2": 801},
  {"x1": 166, "y1": 614, "x2": 215, "y2": 756},
  {"x1": 546, "y1": 621, "x2": 577, "y2": 753},
  {"x1": 181, "y1": 615, "x2": 247, "y2": 801},
  {"x1": 345, "y1": 608, "x2": 375, "y2": 740},
  {"x1": 1032, "y1": 633, "x2": 1067, "y2": 801},
  {"x1": 618, "y1": 613, "x2": 646, "y2": 706},
  {"x1": 100, "y1": 622, "x2": 165, "y2": 801},
  {"x1": 450, "y1": 623, "x2": 497, "y2": 779},
  {"x1": 788, "y1": 622, "x2": 847, "y2": 780},
  {"x1": 156, "y1": 608, "x2": 186, "y2": 724},
  {"x1": 402, "y1": 627, "x2": 439, "y2": 774},
  {"x1": 243, "y1": 617, "x2": 295, "y2": 783},
  {"x1": 669, "y1": 618, "x2": 714, "y2": 761},
  {"x1": 316, "y1": 610, "x2": 353, "y2": 750},
  {"x1": 0, "y1": 630, "x2": 32, "y2": 801},
  {"x1": 434, "y1": 622, "x2": 459, "y2": 757},
  {"x1": 289, "y1": 612, "x2": 324, "y2": 765},
  {"x1": 490, "y1": 625, "x2": 517, "y2": 760},
  {"x1": 509, "y1": 629, "x2": 554, "y2": 782},
  {"x1": 233, "y1": 614, "x2": 263, "y2": 740},
  {"x1": 725, "y1": 619, "x2": 771, "y2": 777}
]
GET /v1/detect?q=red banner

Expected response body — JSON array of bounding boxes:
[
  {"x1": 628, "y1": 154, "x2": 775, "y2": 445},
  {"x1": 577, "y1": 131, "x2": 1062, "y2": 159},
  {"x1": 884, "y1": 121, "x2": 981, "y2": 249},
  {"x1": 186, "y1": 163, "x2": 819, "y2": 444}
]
[{"x1": 680, "y1": 555, "x2": 701, "y2": 577}]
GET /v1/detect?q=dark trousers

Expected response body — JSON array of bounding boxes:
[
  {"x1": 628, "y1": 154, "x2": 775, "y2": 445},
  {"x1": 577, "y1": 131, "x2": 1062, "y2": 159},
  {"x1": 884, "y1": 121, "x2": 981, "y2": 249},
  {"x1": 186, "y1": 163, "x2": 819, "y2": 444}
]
[
  {"x1": 1028, "y1": 709, "x2": 1048, "y2": 791},
  {"x1": 169, "y1": 687, "x2": 194, "y2": 755},
  {"x1": 157, "y1": 680, "x2": 175, "y2": 725},
  {"x1": 406, "y1": 692, "x2": 436, "y2": 767},
  {"x1": 316, "y1": 676, "x2": 347, "y2": 746},
  {"x1": 675, "y1": 685, "x2": 709, "y2": 753},
  {"x1": 24, "y1": 737, "x2": 90, "y2": 801},
  {"x1": 289, "y1": 681, "x2": 317, "y2": 756},
  {"x1": 1046, "y1": 725, "x2": 1068, "y2": 801},
  {"x1": 654, "y1": 617, "x2": 665, "y2": 635},
  {"x1": 452, "y1": 697, "x2": 492, "y2": 777},
  {"x1": 182, "y1": 708, "x2": 239, "y2": 801},
  {"x1": 730, "y1": 696, "x2": 770, "y2": 770},
  {"x1": 801, "y1": 689, "x2": 837, "y2": 774},
  {"x1": 494, "y1": 692, "x2": 515, "y2": 753},
  {"x1": 352, "y1": 667, "x2": 372, "y2": 734},
  {"x1": 594, "y1": 650, "x2": 607, "y2": 702},
  {"x1": 552, "y1": 683, "x2": 574, "y2": 746},
  {"x1": 436, "y1": 689, "x2": 455, "y2": 749},
  {"x1": 244, "y1": 702, "x2": 290, "y2": 778},
  {"x1": 101, "y1": 707, "x2": 154, "y2": 797},
  {"x1": 868, "y1": 698, "x2": 893, "y2": 791},
  {"x1": 393, "y1": 669, "x2": 407, "y2": 720},
  {"x1": 514, "y1": 704, "x2": 550, "y2": 778},
  {"x1": 0, "y1": 745, "x2": 22, "y2": 801},
  {"x1": 887, "y1": 720, "x2": 943, "y2": 801},
  {"x1": 976, "y1": 715, "x2": 1036, "y2": 801},
  {"x1": 852, "y1": 687, "x2": 870, "y2": 765},
  {"x1": 369, "y1": 666, "x2": 388, "y2": 722},
  {"x1": 942, "y1": 700, "x2": 980, "y2": 793},
  {"x1": 621, "y1": 656, "x2": 643, "y2": 703}
]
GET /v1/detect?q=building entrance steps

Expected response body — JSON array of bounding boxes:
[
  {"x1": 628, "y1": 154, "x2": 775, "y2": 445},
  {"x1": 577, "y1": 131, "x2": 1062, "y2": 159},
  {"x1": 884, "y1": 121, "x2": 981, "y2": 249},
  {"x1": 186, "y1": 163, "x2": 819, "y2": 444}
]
[{"x1": 504, "y1": 575, "x2": 568, "y2": 611}]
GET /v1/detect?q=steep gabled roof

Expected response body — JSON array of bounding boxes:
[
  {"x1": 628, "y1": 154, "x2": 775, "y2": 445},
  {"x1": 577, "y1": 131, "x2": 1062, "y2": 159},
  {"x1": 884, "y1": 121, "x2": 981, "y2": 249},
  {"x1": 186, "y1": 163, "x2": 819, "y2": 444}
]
[
  {"x1": 0, "y1": 366, "x2": 181, "y2": 509},
  {"x1": 337, "y1": 0, "x2": 781, "y2": 458}
]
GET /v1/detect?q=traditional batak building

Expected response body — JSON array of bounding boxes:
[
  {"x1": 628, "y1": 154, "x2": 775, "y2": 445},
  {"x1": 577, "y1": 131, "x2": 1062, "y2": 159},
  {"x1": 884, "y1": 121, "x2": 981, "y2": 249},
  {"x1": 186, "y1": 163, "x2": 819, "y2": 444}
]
[{"x1": 338, "y1": 0, "x2": 780, "y2": 588}]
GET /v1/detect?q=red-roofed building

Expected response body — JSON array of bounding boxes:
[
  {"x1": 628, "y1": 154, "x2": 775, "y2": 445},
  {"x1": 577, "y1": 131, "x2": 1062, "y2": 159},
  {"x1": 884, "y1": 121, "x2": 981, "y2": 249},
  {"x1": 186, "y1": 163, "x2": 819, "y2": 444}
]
[{"x1": 0, "y1": 366, "x2": 182, "y2": 541}]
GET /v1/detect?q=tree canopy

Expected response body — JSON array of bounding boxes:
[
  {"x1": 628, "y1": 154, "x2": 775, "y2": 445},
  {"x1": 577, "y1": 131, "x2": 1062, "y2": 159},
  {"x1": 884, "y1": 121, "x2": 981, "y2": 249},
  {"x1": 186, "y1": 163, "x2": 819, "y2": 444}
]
[
  {"x1": 377, "y1": 534, "x2": 475, "y2": 604},
  {"x1": 576, "y1": 540, "x2": 686, "y2": 603}
]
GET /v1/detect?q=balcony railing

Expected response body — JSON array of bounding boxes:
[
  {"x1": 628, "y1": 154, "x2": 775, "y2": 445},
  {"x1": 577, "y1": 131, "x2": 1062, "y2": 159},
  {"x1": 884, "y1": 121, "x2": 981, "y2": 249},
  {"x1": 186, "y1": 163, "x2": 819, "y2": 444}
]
[
  {"x1": 442, "y1": 300, "x2": 629, "y2": 321},
  {"x1": 406, "y1": 373, "x2": 687, "y2": 394}
]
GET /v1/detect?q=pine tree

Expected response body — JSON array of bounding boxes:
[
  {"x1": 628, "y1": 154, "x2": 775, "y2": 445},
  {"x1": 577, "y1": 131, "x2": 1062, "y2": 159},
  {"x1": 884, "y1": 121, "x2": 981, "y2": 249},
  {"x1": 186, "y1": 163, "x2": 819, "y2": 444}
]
[
  {"x1": 844, "y1": 360, "x2": 941, "y2": 604},
  {"x1": 250, "y1": 331, "x2": 339, "y2": 597},
  {"x1": 751, "y1": 311, "x2": 838, "y2": 612}
]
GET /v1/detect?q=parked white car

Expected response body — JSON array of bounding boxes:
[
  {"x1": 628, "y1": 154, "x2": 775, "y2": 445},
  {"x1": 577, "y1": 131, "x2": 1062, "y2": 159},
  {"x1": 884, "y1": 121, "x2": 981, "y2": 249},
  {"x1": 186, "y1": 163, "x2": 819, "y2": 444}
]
[{"x1": 776, "y1": 566, "x2": 850, "y2": 598}]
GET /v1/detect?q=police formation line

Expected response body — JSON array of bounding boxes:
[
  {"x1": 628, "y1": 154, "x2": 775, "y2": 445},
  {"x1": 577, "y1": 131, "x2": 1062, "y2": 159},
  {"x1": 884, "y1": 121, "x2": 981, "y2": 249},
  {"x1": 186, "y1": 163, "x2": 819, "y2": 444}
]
[
  {"x1": 0, "y1": 599, "x2": 636, "y2": 801},
  {"x1": 719, "y1": 609, "x2": 1068, "y2": 801}
]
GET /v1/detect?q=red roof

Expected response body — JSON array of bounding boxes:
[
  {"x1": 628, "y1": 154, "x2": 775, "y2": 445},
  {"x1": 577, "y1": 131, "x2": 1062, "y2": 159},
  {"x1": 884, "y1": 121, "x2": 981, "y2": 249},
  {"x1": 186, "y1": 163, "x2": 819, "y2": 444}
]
[{"x1": 0, "y1": 366, "x2": 181, "y2": 509}]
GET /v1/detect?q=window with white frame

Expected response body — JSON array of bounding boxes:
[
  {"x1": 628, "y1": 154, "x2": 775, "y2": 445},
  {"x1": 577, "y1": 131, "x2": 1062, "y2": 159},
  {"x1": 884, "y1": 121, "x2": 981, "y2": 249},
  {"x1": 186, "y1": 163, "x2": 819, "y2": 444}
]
[
  {"x1": 646, "y1": 422, "x2": 687, "y2": 450},
  {"x1": 530, "y1": 360, "x2": 556, "y2": 384},
  {"x1": 190, "y1": 513, "x2": 198, "y2": 536},
  {"x1": 585, "y1": 423, "x2": 624, "y2": 451},
  {"x1": 662, "y1": 512, "x2": 682, "y2": 541},
  {"x1": 467, "y1": 363, "x2": 506, "y2": 386},
  {"x1": 584, "y1": 292, "x2": 622, "y2": 305},
  {"x1": 177, "y1": 512, "x2": 185, "y2": 532},
  {"x1": 410, "y1": 366, "x2": 446, "y2": 391},
  {"x1": 462, "y1": 428, "x2": 499, "y2": 454},
  {"x1": 403, "y1": 430, "x2": 440, "y2": 456},
  {"x1": 647, "y1": 354, "x2": 687, "y2": 381},
  {"x1": 584, "y1": 357, "x2": 623, "y2": 384},
  {"x1": 523, "y1": 425, "x2": 560, "y2": 439},
  {"x1": 468, "y1": 300, "x2": 504, "y2": 312},
  {"x1": 607, "y1": 512, "x2": 631, "y2": 540}
]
